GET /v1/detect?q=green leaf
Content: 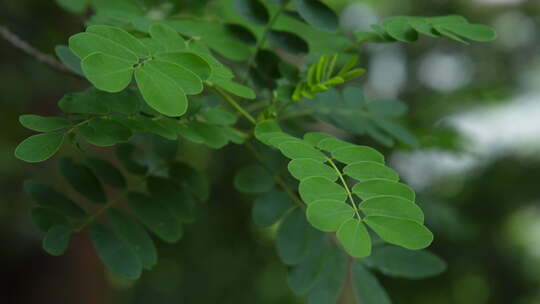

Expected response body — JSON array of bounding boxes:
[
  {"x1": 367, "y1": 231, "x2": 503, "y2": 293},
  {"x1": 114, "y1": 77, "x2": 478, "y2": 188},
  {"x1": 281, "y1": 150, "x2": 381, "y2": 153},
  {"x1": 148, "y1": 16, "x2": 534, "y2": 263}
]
[
  {"x1": 352, "y1": 263, "x2": 392, "y2": 304},
  {"x1": 134, "y1": 63, "x2": 188, "y2": 117},
  {"x1": 190, "y1": 121, "x2": 230, "y2": 148},
  {"x1": 149, "y1": 59, "x2": 203, "y2": 94},
  {"x1": 88, "y1": 25, "x2": 149, "y2": 57},
  {"x1": 299, "y1": 176, "x2": 347, "y2": 205},
  {"x1": 408, "y1": 17, "x2": 440, "y2": 37},
  {"x1": 58, "y1": 88, "x2": 110, "y2": 114},
  {"x1": 127, "y1": 192, "x2": 183, "y2": 243},
  {"x1": 332, "y1": 146, "x2": 385, "y2": 164},
  {"x1": 316, "y1": 137, "x2": 354, "y2": 152},
  {"x1": 364, "y1": 216, "x2": 433, "y2": 250},
  {"x1": 15, "y1": 132, "x2": 65, "y2": 163},
  {"x1": 268, "y1": 30, "x2": 309, "y2": 54},
  {"x1": 234, "y1": 165, "x2": 274, "y2": 194},
  {"x1": 69, "y1": 31, "x2": 137, "y2": 61},
  {"x1": 81, "y1": 52, "x2": 134, "y2": 93},
  {"x1": 59, "y1": 157, "x2": 106, "y2": 203},
  {"x1": 106, "y1": 208, "x2": 158, "y2": 270},
  {"x1": 55, "y1": 45, "x2": 84, "y2": 75},
  {"x1": 147, "y1": 177, "x2": 197, "y2": 223},
  {"x1": 278, "y1": 141, "x2": 327, "y2": 162},
  {"x1": 383, "y1": 17, "x2": 418, "y2": 42},
  {"x1": 440, "y1": 23, "x2": 497, "y2": 42},
  {"x1": 43, "y1": 225, "x2": 72, "y2": 256},
  {"x1": 337, "y1": 218, "x2": 371, "y2": 258},
  {"x1": 201, "y1": 108, "x2": 237, "y2": 125},
  {"x1": 293, "y1": 0, "x2": 338, "y2": 32},
  {"x1": 366, "y1": 99, "x2": 408, "y2": 117},
  {"x1": 24, "y1": 180, "x2": 87, "y2": 218},
  {"x1": 277, "y1": 208, "x2": 321, "y2": 265},
  {"x1": 344, "y1": 161, "x2": 399, "y2": 181},
  {"x1": 56, "y1": 0, "x2": 87, "y2": 13},
  {"x1": 86, "y1": 157, "x2": 126, "y2": 188},
  {"x1": 233, "y1": 0, "x2": 269, "y2": 25},
  {"x1": 252, "y1": 189, "x2": 293, "y2": 227},
  {"x1": 352, "y1": 179, "x2": 415, "y2": 201},
  {"x1": 19, "y1": 115, "x2": 70, "y2": 132},
  {"x1": 90, "y1": 223, "x2": 142, "y2": 280},
  {"x1": 303, "y1": 132, "x2": 332, "y2": 146},
  {"x1": 149, "y1": 23, "x2": 186, "y2": 52},
  {"x1": 306, "y1": 199, "x2": 355, "y2": 232},
  {"x1": 213, "y1": 78, "x2": 256, "y2": 100},
  {"x1": 30, "y1": 207, "x2": 69, "y2": 231},
  {"x1": 288, "y1": 158, "x2": 338, "y2": 181},
  {"x1": 433, "y1": 25, "x2": 468, "y2": 44},
  {"x1": 101, "y1": 88, "x2": 140, "y2": 115},
  {"x1": 363, "y1": 246, "x2": 446, "y2": 279},
  {"x1": 156, "y1": 52, "x2": 212, "y2": 80},
  {"x1": 359, "y1": 196, "x2": 424, "y2": 223},
  {"x1": 78, "y1": 118, "x2": 132, "y2": 147}
]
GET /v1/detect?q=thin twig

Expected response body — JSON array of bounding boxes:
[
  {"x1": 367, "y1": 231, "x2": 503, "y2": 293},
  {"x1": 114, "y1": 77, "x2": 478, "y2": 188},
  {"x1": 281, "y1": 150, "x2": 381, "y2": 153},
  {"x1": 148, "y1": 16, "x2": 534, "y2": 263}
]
[{"x1": 0, "y1": 25, "x2": 81, "y2": 77}]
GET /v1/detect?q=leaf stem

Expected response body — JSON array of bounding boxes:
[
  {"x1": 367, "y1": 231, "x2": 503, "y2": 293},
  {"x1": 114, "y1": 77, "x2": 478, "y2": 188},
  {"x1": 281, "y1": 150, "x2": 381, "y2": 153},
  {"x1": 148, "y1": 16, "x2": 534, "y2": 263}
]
[
  {"x1": 209, "y1": 84, "x2": 257, "y2": 124},
  {"x1": 327, "y1": 158, "x2": 362, "y2": 219}
]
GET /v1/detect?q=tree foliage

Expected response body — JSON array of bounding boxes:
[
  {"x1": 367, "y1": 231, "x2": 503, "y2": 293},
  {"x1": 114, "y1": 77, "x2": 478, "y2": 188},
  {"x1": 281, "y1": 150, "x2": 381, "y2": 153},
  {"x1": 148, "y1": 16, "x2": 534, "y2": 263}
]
[{"x1": 16, "y1": 0, "x2": 496, "y2": 302}]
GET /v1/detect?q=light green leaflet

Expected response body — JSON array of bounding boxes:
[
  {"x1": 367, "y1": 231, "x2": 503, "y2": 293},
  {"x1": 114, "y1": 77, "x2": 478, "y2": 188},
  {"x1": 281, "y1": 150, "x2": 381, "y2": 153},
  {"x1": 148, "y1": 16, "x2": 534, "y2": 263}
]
[
  {"x1": 344, "y1": 161, "x2": 399, "y2": 181},
  {"x1": 332, "y1": 146, "x2": 384, "y2": 164},
  {"x1": 306, "y1": 199, "x2": 354, "y2": 232},
  {"x1": 288, "y1": 159, "x2": 338, "y2": 181},
  {"x1": 364, "y1": 216, "x2": 433, "y2": 250},
  {"x1": 69, "y1": 24, "x2": 211, "y2": 117},
  {"x1": 299, "y1": 176, "x2": 347, "y2": 205},
  {"x1": 352, "y1": 179, "x2": 415, "y2": 201},
  {"x1": 337, "y1": 219, "x2": 371, "y2": 258},
  {"x1": 358, "y1": 196, "x2": 424, "y2": 223}
]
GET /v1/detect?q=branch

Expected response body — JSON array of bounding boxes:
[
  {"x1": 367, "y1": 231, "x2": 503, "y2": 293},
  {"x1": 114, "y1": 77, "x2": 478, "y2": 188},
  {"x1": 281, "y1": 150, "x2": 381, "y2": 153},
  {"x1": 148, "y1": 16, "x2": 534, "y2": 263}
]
[{"x1": 0, "y1": 25, "x2": 82, "y2": 77}]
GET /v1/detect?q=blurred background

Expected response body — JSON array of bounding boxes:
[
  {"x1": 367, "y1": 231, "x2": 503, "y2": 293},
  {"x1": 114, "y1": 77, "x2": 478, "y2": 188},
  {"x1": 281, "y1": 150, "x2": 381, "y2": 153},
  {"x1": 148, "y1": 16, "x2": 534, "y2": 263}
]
[{"x1": 2, "y1": 0, "x2": 540, "y2": 303}]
